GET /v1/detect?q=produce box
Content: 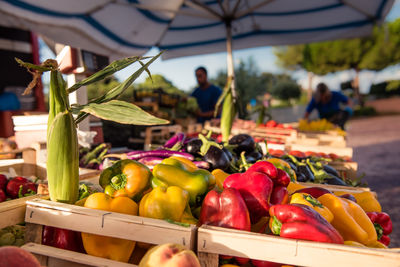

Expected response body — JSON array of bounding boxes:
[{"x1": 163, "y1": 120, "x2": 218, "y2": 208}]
[
  {"x1": 286, "y1": 143, "x2": 353, "y2": 158},
  {"x1": 22, "y1": 243, "x2": 135, "y2": 267},
  {"x1": 328, "y1": 161, "x2": 358, "y2": 180},
  {"x1": 24, "y1": 198, "x2": 197, "y2": 265},
  {"x1": 0, "y1": 163, "x2": 47, "y2": 229},
  {"x1": 197, "y1": 225, "x2": 400, "y2": 267},
  {"x1": 287, "y1": 134, "x2": 347, "y2": 148}
]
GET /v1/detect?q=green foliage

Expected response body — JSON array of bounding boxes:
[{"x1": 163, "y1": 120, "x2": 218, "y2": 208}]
[
  {"x1": 270, "y1": 81, "x2": 301, "y2": 103},
  {"x1": 137, "y1": 74, "x2": 184, "y2": 95},
  {"x1": 274, "y1": 18, "x2": 400, "y2": 74},
  {"x1": 353, "y1": 106, "x2": 377, "y2": 117},
  {"x1": 369, "y1": 80, "x2": 400, "y2": 97}
]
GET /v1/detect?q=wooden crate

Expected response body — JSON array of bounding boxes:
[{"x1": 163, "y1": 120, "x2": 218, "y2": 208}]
[
  {"x1": 24, "y1": 198, "x2": 197, "y2": 265},
  {"x1": 23, "y1": 243, "x2": 136, "y2": 267},
  {"x1": 297, "y1": 182, "x2": 372, "y2": 193},
  {"x1": 286, "y1": 143, "x2": 353, "y2": 158},
  {"x1": 197, "y1": 225, "x2": 400, "y2": 267},
  {"x1": 0, "y1": 163, "x2": 47, "y2": 229},
  {"x1": 329, "y1": 161, "x2": 358, "y2": 180},
  {"x1": 287, "y1": 136, "x2": 347, "y2": 148},
  {"x1": 0, "y1": 147, "x2": 36, "y2": 166}
]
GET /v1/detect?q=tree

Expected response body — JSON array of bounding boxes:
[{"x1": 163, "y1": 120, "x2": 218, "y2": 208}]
[
  {"x1": 270, "y1": 80, "x2": 301, "y2": 103},
  {"x1": 136, "y1": 74, "x2": 183, "y2": 95}
]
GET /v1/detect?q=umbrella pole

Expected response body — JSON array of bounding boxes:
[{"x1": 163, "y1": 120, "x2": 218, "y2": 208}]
[{"x1": 226, "y1": 22, "x2": 236, "y2": 99}]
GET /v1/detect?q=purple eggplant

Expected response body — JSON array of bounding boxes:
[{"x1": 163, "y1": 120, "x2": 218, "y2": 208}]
[
  {"x1": 229, "y1": 134, "x2": 255, "y2": 154},
  {"x1": 193, "y1": 161, "x2": 210, "y2": 170},
  {"x1": 184, "y1": 138, "x2": 202, "y2": 156},
  {"x1": 204, "y1": 146, "x2": 230, "y2": 171},
  {"x1": 126, "y1": 150, "x2": 194, "y2": 161},
  {"x1": 138, "y1": 157, "x2": 164, "y2": 166},
  {"x1": 163, "y1": 132, "x2": 186, "y2": 148}
]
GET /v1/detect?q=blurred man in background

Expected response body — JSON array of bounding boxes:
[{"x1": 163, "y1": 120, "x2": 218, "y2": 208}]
[
  {"x1": 191, "y1": 66, "x2": 222, "y2": 123},
  {"x1": 304, "y1": 82, "x2": 353, "y2": 129}
]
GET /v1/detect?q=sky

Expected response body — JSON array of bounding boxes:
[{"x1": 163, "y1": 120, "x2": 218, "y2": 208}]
[{"x1": 40, "y1": 1, "x2": 400, "y2": 95}]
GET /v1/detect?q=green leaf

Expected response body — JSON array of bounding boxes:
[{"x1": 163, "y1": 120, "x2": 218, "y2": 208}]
[
  {"x1": 67, "y1": 56, "x2": 150, "y2": 93},
  {"x1": 15, "y1": 58, "x2": 57, "y2": 72},
  {"x1": 79, "y1": 100, "x2": 169, "y2": 125}
]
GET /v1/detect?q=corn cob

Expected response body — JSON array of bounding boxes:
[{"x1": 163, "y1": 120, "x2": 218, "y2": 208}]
[
  {"x1": 221, "y1": 88, "x2": 236, "y2": 143},
  {"x1": 46, "y1": 65, "x2": 79, "y2": 203}
]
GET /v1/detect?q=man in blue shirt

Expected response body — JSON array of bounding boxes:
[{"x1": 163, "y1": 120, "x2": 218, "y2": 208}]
[
  {"x1": 304, "y1": 83, "x2": 352, "y2": 129},
  {"x1": 191, "y1": 66, "x2": 222, "y2": 123},
  {"x1": 0, "y1": 88, "x2": 20, "y2": 111}
]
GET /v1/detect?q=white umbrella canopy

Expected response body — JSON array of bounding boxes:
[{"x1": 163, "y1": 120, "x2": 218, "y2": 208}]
[{"x1": 0, "y1": 0, "x2": 394, "y2": 61}]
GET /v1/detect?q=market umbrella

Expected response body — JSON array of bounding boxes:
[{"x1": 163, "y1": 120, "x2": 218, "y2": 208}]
[{"x1": 0, "y1": 0, "x2": 395, "y2": 138}]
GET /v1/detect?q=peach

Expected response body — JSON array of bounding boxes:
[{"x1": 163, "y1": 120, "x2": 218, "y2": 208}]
[
  {"x1": 0, "y1": 246, "x2": 41, "y2": 267},
  {"x1": 139, "y1": 243, "x2": 200, "y2": 267}
]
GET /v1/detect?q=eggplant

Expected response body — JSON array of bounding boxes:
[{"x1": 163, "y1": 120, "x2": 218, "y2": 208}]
[
  {"x1": 193, "y1": 161, "x2": 210, "y2": 170},
  {"x1": 246, "y1": 150, "x2": 263, "y2": 161},
  {"x1": 163, "y1": 132, "x2": 185, "y2": 148},
  {"x1": 323, "y1": 165, "x2": 340, "y2": 177},
  {"x1": 185, "y1": 139, "x2": 203, "y2": 156},
  {"x1": 287, "y1": 161, "x2": 297, "y2": 173},
  {"x1": 324, "y1": 175, "x2": 347, "y2": 186},
  {"x1": 228, "y1": 134, "x2": 255, "y2": 154},
  {"x1": 222, "y1": 147, "x2": 234, "y2": 162},
  {"x1": 297, "y1": 164, "x2": 314, "y2": 182},
  {"x1": 126, "y1": 150, "x2": 194, "y2": 161},
  {"x1": 204, "y1": 146, "x2": 230, "y2": 171},
  {"x1": 296, "y1": 172, "x2": 308, "y2": 182},
  {"x1": 138, "y1": 157, "x2": 163, "y2": 166}
]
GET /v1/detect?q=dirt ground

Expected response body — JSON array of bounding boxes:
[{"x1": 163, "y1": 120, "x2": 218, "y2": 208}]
[{"x1": 346, "y1": 115, "x2": 400, "y2": 248}]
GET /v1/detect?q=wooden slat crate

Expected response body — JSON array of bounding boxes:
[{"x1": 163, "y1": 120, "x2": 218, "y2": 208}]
[
  {"x1": 144, "y1": 124, "x2": 183, "y2": 150},
  {"x1": 24, "y1": 198, "x2": 197, "y2": 266},
  {"x1": 197, "y1": 225, "x2": 400, "y2": 267},
  {"x1": 0, "y1": 163, "x2": 47, "y2": 229},
  {"x1": 286, "y1": 143, "x2": 353, "y2": 158},
  {"x1": 0, "y1": 195, "x2": 40, "y2": 229},
  {"x1": 297, "y1": 182, "x2": 372, "y2": 193},
  {"x1": 22, "y1": 243, "x2": 136, "y2": 267},
  {"x1": 329, "y1": 161, "x2": 358, "y2": 180}
]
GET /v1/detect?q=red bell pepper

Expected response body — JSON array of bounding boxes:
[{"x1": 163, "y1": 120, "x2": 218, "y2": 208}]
[
  {"x1": 274, "y1": 169, "x2": 290, "y2": 187},
  {"x1": 367, "y1": 212, "x2": 393, "y2": 246},
  {"x1": 269, "y1": 204, "x2": 344, "y2": 244},
  {"x1": 42, "y1": 226, "x2": 84, "y2": 252},
  {"x1": 0, "y1": 189, "x2": 6, "y2": 202},
  {"x1": 6, "y1": 176, "x2": 37, "y2": 199},
  {"x1": 247, "y1": 161, "x2": 278, "y2": 179},
  {"x1": 223, "y1": 171, "x2": 273, "y2": 223},
  {"x1": 0, "y1": 174, "x2": 8, "y2": 191},
  {"x1": 199, "y1": 188, "x2": 251, "y2": 231},
  {"x1": 270, "y1": 186, "x2": 289, "y2": 205}
]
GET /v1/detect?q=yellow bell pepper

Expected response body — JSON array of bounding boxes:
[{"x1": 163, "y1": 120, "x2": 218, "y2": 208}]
[
  {"x1": 367, "y1": 240, "x2": 388, "y2": 249},
  {"x1": 290, "y1": 193, "x2": 334, "y2": 223},
  {"x1": 344, "y1": 240, "x2": 366, "y2": 247},
  {"x1": 139, "y1": 186, "x2": 189, "y2": 222},
  {"x1": 168, "y1": 156, "x2": 197, "y2": 172},
  {"x1": 318, "y1": 193, "x2": 377, "y2": 246},
  {"x1": 334, "y1": 191, "x2": 381, "y2": 213},
  {"x1": 211, "y1": 169, "x2": 230, "y2": 190},
  {"x1": 81, "y1": 193, "x2": 138, "y2": 262},
  {"x1": 287, "y1": 181, "x2": 306, "y2": 194}
]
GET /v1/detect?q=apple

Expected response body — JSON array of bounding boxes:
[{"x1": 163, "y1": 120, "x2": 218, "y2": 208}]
[
  {"x1": 0, "y1": 246, "x2": 41, "y2": 267},
  {"x1": 139, "y1": 243, "x2": 200, "y2": 267}
]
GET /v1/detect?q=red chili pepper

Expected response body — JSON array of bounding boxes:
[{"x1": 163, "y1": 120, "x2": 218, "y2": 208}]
[
  {"x1": 269, "y1": 204, "x2": 344, "y2": 244},
  {"x1": 6, "y1": 177, "x2": 37, "y2": 199},
  {"x1": 0, "y1": 174, "x2": 8, "y2": 191},
  {"x1": 42, "y1": 226, "x2": 84, "y2": 252},
  {"x1": 223, "y1": 171, "x2": 273, "y2": 223},
  {"x1": 367, "y1": 212, "x2": 393, "y2": 246},
  {"x1": 247, "y1": 161, "x2": 278, "y2": 179},
  {"x1": 0, "y1": 189, "x2": 6, "y2": 202}
]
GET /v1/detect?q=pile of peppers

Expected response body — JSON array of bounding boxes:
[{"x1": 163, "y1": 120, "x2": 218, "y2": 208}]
[{"x1": 40, "y1": 152, "x2": 392, "y2": 264}]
